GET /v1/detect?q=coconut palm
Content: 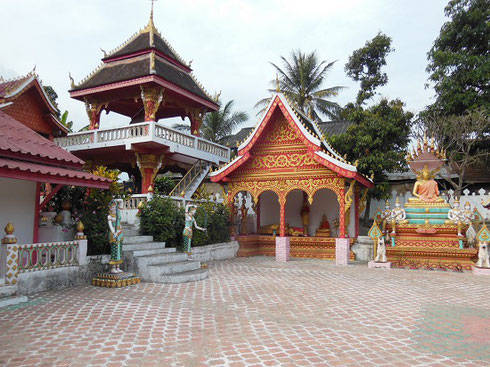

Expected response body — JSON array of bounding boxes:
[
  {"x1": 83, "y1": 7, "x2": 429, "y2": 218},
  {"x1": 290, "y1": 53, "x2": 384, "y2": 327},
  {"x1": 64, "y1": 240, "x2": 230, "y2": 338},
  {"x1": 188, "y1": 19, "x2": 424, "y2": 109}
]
[
  {"x1": 173, "y1": 98, "x2": 248, "y2": 144},
  {"x1": 255, "y1": 50, "x2": 344, "y2": 120}
]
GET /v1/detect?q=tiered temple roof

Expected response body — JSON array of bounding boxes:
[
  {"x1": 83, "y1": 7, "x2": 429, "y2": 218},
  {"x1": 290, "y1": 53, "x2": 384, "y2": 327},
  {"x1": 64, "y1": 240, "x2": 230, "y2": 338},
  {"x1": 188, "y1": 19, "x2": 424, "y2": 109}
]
[{"x1": 70, "y1": 10, "x2": 218, "y2": 113}]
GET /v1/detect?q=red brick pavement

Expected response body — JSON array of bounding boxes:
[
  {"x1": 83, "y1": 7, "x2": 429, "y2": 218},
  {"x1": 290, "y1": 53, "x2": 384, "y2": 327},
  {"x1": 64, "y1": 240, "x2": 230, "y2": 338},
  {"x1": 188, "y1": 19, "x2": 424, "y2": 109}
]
[{"x1": 0, "y1": 257, "x2": 489, "y2": 366}]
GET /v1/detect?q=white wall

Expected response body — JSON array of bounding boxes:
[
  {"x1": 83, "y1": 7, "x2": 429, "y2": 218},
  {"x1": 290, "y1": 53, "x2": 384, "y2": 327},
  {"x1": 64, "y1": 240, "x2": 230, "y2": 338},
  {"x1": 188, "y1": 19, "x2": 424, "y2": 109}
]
[
  {"x1": 310, "y1": 188, "x2": 339, "y2": 237},
  {"x1": 0, "y1": 177, "x2": 36, "y2": 245},
  {"x1": 259, "y1": 191, "x2": 280, "y2": 227}
]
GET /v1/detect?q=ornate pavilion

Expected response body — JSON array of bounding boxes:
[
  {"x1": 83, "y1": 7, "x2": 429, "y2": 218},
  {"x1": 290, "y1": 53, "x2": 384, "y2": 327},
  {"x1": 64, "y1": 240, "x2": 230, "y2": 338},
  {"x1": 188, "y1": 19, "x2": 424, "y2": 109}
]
[
  {"x1": 210, "y1": 93, "x2": 373, "y2": 259},
  {"x1": 55, "y1": 8, "x2": 229, "y2": 196}
]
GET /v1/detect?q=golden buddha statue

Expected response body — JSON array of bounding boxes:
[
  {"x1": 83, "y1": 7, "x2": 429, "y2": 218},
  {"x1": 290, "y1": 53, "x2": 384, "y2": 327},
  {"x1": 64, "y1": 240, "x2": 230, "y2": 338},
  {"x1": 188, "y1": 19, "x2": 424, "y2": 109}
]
[
  {"x1": 315, "y1": 215, "x2": 331, "y2": 237},
  {"x1": 409, "y1": 164, "x2": 444, "y2": 203}
]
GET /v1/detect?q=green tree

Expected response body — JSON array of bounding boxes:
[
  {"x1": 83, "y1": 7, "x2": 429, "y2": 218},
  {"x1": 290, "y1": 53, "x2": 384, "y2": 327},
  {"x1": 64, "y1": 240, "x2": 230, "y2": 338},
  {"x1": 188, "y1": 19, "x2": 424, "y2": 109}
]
[
  {"x1": 43, "y1": 85, "x2": 59, "y2": 114},
  {"x1": 330, "y1": 33, "x2": 413, "y2": 204},
  {"x1": 426, "y1": 0, "x2": 490, "y2": 115},
  {"x1": 345, "y1": 32, "x2": 393, "y2": 105},
  {"x1": 60, "y1": 110, "x2": 74, "y2": 132},
  {"x1": 174, "y1": 97, "x2": 248, "y2": 143},
  {"x1": 255, "y1": 50, "x2": 344, "y2": 120}
]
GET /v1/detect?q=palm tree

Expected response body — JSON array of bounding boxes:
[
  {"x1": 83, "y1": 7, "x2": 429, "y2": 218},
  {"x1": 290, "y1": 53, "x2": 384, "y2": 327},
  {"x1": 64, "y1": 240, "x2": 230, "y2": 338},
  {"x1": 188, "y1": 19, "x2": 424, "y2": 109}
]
[
  {"x1": 173, "y1": 98, "x2": 248, "y2": 144},
  {"x1": 255, "y1": 50, "x2": 344, "y2": 120}
]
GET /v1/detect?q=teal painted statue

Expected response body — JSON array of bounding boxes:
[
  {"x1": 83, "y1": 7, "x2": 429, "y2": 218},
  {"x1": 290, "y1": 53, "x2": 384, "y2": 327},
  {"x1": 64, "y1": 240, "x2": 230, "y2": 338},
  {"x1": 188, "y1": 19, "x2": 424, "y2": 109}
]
[
  {"x1": 108, "y1": 199, "x2": 124, "y2": 273},
  {"x1": 183, "y1": 204, "x2": 206, "y2": 253}
]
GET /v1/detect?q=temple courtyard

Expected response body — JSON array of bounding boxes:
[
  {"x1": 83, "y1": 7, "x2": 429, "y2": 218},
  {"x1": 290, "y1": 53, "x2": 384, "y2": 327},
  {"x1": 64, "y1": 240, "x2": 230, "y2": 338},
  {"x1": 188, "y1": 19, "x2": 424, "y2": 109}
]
[{"x1": 1, "y1": 257, "x2": 489, "y2": 367}]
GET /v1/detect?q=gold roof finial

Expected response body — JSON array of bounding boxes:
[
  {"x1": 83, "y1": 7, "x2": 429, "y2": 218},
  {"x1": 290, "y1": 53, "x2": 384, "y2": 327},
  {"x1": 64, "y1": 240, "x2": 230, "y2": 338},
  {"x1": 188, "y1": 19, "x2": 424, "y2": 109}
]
[
  {"x1": 68, "y1": 72, "x2": 75, "y2": 88},
  {"x1": 275, "y1": 74, "x2": 280, "y2": 93},
  {"x1": 147, "y1": 0, "x2": 157, "y2": 45}
]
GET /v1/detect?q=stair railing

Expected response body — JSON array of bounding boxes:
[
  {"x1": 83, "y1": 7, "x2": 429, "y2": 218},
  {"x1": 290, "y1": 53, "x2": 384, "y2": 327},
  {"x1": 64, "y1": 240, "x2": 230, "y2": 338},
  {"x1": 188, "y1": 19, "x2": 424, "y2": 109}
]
[{"x1": 169, "y1": 160, "x2": 208, "y2": 198}]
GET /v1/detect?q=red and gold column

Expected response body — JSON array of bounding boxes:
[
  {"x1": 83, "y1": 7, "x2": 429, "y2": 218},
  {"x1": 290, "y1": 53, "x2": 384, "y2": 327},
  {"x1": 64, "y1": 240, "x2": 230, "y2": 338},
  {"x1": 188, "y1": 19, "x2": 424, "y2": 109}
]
[
  {"x1": 140, "y1": 86, "x2": 164, "y2": 121},
  {"x1": 188, "y1": 108, "x2": 206, "y2": 136},
  {"x1": 84, "y1": 99, "x2": 106, "y2": 130},
  {"x1": 279, "y1": 194, "x2": 286, "y2": 237},
  {"x1": 338, "y1": 186, "x2": 346, "y2": 238},
  {"x1": 136, "y1": 153, "x2": 165, "y2": 194}
]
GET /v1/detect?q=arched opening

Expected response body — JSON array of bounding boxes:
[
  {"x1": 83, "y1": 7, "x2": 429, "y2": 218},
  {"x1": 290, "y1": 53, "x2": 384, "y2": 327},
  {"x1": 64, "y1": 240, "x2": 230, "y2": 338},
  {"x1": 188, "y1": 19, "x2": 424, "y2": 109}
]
[
  {"x1": 310, "y1": 188, "x2": 340, "y2": 237},
  {"x1": 257, "y1": 191, "x2": 280, "y2": 235},
  {"x1": 285, "y1": 189, "x2": 309, "y2": 236}
]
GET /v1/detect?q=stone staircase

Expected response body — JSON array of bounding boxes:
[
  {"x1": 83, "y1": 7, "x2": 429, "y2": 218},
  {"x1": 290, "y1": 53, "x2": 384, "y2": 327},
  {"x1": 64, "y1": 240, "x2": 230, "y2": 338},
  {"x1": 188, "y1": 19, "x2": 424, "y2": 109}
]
[
  {"x1": 121, "y1": 223, "x2": 208, "y2": 284},
  {"x1": 0, "y1": 279, "x2": 28, "y2": 308}
]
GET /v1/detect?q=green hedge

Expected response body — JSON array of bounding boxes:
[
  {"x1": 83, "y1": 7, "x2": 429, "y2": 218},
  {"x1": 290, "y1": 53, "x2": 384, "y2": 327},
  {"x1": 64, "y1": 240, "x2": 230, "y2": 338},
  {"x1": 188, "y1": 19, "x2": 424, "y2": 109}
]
[{"x1": 140, "y1": 197, "x2": 230, "y2": 250}]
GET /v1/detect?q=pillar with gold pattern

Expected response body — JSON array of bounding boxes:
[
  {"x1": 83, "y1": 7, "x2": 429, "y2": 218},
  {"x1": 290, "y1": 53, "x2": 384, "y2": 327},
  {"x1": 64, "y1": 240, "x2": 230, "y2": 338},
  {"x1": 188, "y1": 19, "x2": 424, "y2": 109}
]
[{"x1": 135, "y1": 153, "x2": 165, "y2": 194}]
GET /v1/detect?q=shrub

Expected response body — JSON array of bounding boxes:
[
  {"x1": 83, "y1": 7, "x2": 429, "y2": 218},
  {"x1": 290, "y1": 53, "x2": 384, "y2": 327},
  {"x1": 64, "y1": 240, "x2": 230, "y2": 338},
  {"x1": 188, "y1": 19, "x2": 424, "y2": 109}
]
[
  {"x1": 191, "y1": 202, "x2": 230, "y2": 247},
  {"x1": 154, "y1": 176, "x2": 176, "y2": 195},
  {"x1": 140, "y1": 196, "x2": 185, "y2": 247}
]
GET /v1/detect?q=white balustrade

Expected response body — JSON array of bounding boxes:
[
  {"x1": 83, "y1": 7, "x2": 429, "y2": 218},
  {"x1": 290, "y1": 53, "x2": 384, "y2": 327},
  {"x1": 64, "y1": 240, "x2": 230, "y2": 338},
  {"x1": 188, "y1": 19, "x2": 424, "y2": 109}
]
[{"x1": 54, "y1": 121, "x2": 230, "y2": 162}]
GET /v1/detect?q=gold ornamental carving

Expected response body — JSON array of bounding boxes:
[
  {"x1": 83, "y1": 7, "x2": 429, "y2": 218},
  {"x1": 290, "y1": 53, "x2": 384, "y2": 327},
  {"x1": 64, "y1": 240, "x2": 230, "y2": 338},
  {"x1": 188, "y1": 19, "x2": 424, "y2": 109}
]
[
  {"x1": 261, "y1": 117, "x2": 300, "y2": 144},
  {"x1": 140, "y1": 86, "x2": 165, "y2": 121},
  {"x1": 248, "y1": 153, "x2": 317, "y2": 169}
]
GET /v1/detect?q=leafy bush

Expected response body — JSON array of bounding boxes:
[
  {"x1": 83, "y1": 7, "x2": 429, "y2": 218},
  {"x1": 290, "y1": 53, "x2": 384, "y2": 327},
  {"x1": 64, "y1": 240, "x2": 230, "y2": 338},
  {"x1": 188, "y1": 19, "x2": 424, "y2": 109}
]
[
  {"x1": 154, "y1": 176, "x2": 176, "y2": 195},
  {"x1": 140, "y1": 198, "x2": 230, "y2": 250},
  {"x1": 140, "y1": 196, "x2": 185, "y2": 247},
  {"x1": 49, "y1": 166, "x2": 125, "y2": 255},
  {"x1": 190, "y1": 202, "x2": 230, "y2": 247}
]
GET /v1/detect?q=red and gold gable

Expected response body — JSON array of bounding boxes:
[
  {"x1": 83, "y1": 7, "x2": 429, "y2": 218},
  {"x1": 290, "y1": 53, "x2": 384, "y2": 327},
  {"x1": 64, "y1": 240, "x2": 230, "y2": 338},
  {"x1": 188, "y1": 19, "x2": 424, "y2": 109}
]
[{"x1": 232, "y1": 111, "x2": 334, "y2": 179}]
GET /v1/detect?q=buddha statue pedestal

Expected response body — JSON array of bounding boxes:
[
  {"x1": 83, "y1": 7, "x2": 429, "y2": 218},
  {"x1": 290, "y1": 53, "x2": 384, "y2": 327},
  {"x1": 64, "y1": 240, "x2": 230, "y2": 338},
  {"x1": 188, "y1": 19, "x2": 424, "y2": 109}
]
[{"x1": 315, "y1": 215, "x2": 331, "y2": 237}]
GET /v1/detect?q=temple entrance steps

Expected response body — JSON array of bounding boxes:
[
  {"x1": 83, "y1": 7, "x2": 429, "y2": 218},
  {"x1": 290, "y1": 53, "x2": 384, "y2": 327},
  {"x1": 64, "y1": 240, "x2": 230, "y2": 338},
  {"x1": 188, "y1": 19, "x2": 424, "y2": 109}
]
[
  {"x1": 121, "y1": 223, "x2": 208, "y2": 284},
  {"x1": 0, "y1": 281, "x2": 28, "y2": 308}
]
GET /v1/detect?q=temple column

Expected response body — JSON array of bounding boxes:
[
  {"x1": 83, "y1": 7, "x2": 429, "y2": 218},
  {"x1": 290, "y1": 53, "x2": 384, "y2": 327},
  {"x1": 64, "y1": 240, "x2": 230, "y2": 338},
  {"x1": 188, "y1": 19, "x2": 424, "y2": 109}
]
[
  {"x1": 279, "y1": 194, "x2": 286, "y2": 237},
  {"x1": 84, "y1": 99, "x2": 105, "y2": 130},
  {"x1": 188, "y1": 109, "x2": 205, "y2": 137},
  {"x1": 338, "y1": 186, "x2": 346, "y2": 238},
  {"x1": 135, "y1": 153, "x2": 165, "y2": 194},
  {"x1": 140, "y1": 86, "x2": 164, "y2": 122},
  {"x1": 228, "y1": 190, "x2": 236, "y2": 237}
]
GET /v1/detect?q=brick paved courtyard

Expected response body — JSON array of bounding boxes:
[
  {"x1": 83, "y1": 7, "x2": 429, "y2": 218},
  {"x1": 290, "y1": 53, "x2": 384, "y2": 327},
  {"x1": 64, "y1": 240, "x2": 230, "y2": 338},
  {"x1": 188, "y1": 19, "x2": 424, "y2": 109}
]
[{"x1": 1, "y1": 257, "x2": 489, "y2": 367}]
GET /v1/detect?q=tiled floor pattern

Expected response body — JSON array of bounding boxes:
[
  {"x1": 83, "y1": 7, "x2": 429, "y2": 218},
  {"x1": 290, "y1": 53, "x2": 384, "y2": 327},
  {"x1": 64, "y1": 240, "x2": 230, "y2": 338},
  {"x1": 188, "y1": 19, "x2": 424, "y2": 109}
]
[{"x1": 0, "y1": 257, "x2": 489, "y2": 366}]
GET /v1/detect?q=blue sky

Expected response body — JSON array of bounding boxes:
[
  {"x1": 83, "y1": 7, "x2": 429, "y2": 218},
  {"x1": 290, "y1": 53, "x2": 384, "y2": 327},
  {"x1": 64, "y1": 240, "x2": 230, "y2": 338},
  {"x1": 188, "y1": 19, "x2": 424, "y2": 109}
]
[{"x1": 0, "y1": 0, "x2": 449, "y2": 131}]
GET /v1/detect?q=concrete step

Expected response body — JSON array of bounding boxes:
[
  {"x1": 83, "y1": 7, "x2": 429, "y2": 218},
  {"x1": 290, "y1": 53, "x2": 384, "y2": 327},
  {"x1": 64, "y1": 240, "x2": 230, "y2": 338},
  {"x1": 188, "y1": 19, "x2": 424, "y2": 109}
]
[
  {"x1": 0, "y1": 285, "x2": 17, "y2": 298},
  {"x1": 122, "y1": 228, "x2": 140, "y2": 237},
  {"x1": 123, "y1": 235, "x2": 154, "y2": 244},
  {"x1": 158, "y1": 268, "x2": 209, "y2": 284},
  {"x1": 122, "y1": 242, "x2": 167, "y2": 252},
  {"x1": 136, "y1": 252, "x2": 189, "y2": 267},
  {"x1": 0, "y1": 296, "x2": 28, "y2": 308},
  {"x1": 132, "y1": 248, "x2": 176, "y2": 257},
  {"x1": 145, "y1": 261, "x2": 201, "y2": 282}
]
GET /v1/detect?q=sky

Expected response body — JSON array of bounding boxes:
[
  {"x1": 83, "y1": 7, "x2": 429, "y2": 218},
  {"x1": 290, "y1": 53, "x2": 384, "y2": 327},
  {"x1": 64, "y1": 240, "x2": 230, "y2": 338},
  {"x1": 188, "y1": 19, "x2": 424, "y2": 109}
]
[{"x1": 0, "y1": 0, "x2": 450, "y2": 132}]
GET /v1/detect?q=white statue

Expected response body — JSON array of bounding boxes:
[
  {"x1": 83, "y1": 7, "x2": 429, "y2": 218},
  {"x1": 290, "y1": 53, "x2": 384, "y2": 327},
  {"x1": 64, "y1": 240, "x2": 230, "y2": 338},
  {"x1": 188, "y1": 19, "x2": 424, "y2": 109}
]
[
  {"x1": 389, "y1": 197, "x2": 407, "y2": 234},
  {"x1": 475, "y1": 241, "x2": 489, "y2": 268},
  {"x1": 448, "y1": 200, "x2": 465, "y2": 236},
  {"x1": 375, "y1": 236, "x2": 387, "y2": 263}
]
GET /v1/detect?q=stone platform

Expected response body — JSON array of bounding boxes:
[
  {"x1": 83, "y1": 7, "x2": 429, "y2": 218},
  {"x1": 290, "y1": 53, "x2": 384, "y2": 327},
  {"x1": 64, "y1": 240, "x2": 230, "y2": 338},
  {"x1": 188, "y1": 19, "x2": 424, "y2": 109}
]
[
  {"x1": 92, "y1": 272, "x2": 141, "y2": 288},
  {"x1": 236, "y1": 234, "x2": 355, "y2": 260},
  {"x1": 472, "y1": 266, "x2": 490, "y2": 276}
]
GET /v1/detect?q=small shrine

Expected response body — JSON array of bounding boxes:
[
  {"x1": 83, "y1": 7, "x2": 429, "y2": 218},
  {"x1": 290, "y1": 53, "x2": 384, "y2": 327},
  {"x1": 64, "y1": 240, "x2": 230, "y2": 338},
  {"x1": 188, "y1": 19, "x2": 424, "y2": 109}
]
[
  {"x1": 57, "y1": 5, "x2": 229, "y2": 196},
  {"x1": 378, "y1": 135, "x2": 479, "y2": 270},
  {"x1": 210, "y1": 92, "x2": 373, "y2": 259}
]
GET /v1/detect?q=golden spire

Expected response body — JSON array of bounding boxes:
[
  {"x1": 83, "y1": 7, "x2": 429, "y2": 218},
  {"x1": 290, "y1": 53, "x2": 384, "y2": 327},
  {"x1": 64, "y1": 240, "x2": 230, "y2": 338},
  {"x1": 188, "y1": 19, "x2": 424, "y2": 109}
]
[
  {"x1": 147, "y1": 0, "x2": 157, "y2": 46},
  {"x1": 275, "y1": 74, "x2": 280, "y2": 93}
]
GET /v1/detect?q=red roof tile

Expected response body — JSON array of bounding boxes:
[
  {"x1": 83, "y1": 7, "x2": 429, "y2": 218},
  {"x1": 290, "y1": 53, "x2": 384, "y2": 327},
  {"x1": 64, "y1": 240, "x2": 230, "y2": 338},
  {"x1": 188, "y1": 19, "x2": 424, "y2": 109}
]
[
  {"x1": 0, "y1": 111, "x2": 83, "y2": 167},
  {"x1": 0, "y1": 75, "x2": 30, "y2": 98},
  {"x1": 0, "y1": 158, "x2": 111, "y2": 189}
]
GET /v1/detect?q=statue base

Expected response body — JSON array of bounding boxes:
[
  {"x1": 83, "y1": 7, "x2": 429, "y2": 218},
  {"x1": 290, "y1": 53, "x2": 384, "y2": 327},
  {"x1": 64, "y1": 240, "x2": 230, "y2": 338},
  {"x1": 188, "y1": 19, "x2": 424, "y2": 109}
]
[
  {"x1": 92, "y1": 272, "x2": 141, "y2": 288},
  {"x1": 472, "y1": 266, "x2": 490, "y2": 276},
  {"x1": 368, "y1": 260, "x2": 391, "y2": 269}
]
